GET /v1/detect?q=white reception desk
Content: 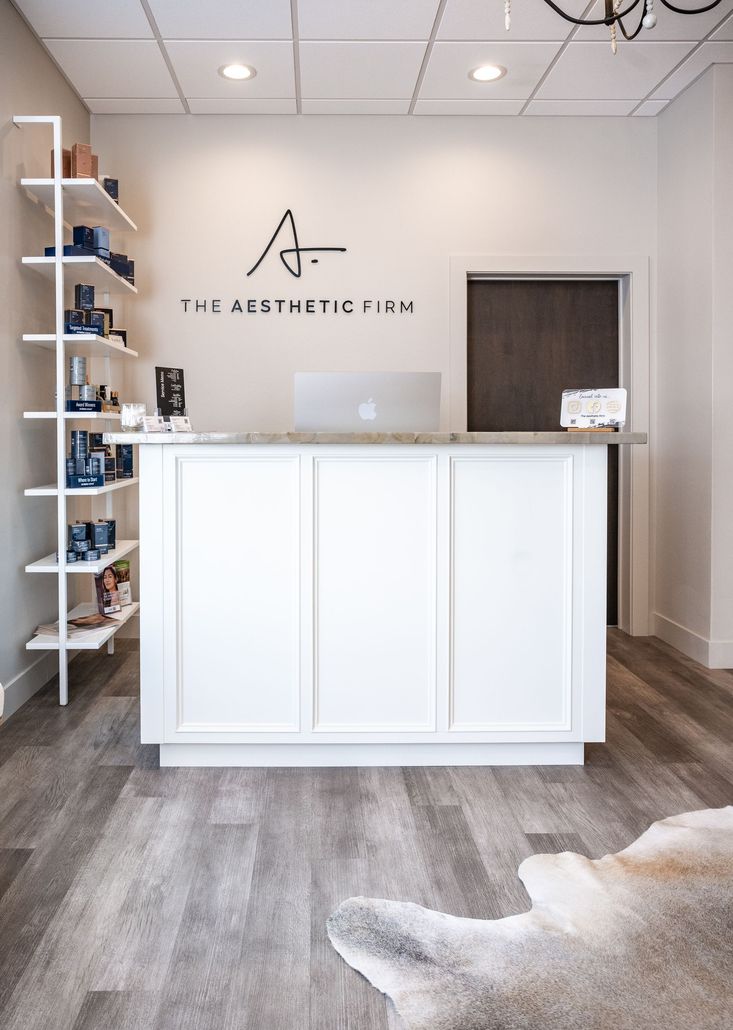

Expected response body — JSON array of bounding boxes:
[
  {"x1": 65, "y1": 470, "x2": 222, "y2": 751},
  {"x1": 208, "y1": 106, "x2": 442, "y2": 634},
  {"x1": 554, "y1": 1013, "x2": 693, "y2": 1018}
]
[{"x1": 105, "y1": 431, "x2": 645, "y2": 767}]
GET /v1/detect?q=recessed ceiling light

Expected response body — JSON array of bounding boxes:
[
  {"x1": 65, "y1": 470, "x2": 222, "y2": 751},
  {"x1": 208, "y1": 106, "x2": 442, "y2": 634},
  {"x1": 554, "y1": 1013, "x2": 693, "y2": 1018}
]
[
  {"x1": 219, "y1": 64, "x2": 257, "y2": 81},
  {"x1": 468, "y1": 65, "x2": 507, "y2": 83}
]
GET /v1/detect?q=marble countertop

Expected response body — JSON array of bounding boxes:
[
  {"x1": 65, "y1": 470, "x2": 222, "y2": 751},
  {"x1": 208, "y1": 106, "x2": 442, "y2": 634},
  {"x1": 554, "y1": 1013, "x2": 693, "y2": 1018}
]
[{"x1": 104, "y1": 430, "x2": 647, "y2": 446}]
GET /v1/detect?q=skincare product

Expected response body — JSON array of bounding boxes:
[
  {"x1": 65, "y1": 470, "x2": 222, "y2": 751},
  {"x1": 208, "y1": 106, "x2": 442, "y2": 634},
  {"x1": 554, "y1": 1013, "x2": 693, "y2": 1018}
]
[
  {"x1": 71, "y1": 143, "x2": 93, "y2": 178},
  {"x1": 74, "y1": 284, "x2": 95, "y2": 310},
  {"x1": 65, "y1": 309, "x2": 85, "y2": 327},
  {"x1": 115, "y1": 443, "x2": 134, "y2": 479},
  {"x1": 73, "y1": 225, "x2": 95, "y2": 249},
  {"x1": 103, "y1": 178, "x2": 119, "y2": 201}
]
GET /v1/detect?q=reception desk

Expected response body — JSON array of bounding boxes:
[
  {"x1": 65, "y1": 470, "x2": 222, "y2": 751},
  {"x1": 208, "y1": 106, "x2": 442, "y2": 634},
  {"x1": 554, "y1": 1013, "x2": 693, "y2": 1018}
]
[{"x1": 105, "y1": 431, "x2": 645, "y2": 767}]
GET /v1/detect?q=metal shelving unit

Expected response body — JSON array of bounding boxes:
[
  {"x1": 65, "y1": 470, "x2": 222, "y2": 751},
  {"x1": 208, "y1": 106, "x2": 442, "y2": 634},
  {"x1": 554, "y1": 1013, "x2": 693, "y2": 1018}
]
[{"x1": 15, "y1": 115, "x2": 139, "y2": 704}]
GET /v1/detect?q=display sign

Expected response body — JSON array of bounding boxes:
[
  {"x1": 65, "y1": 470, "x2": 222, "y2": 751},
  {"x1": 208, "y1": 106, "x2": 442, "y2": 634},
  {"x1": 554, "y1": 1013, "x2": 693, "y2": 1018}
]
[
  {"x1": 560, "y1": 388, "x2": 627, "y2": 429},
  {"x1": 155, "y1": 366, "x2": 186, "y2": 416}
]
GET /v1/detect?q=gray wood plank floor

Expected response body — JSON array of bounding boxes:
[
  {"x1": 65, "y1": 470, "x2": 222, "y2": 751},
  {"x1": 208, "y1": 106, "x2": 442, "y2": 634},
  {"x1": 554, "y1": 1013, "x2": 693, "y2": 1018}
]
[{"x1": 0, "y1": 631, "x2": 731, "y2": 1029}]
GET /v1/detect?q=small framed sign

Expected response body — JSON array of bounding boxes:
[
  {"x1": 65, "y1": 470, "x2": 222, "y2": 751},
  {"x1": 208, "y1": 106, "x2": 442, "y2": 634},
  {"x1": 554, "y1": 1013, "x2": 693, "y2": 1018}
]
[
  {"x1": 155, "y1": 366, "x2": 186, "y2": 417},
  {"x1": 560, "y1": 388, "x2": 627, "y2": 430}
]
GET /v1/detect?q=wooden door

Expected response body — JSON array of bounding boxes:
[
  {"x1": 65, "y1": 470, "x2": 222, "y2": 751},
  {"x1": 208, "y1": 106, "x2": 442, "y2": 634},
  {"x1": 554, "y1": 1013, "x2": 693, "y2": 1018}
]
[{"x1": 467, "y1": 279, "x2": 619, "y2": 625}]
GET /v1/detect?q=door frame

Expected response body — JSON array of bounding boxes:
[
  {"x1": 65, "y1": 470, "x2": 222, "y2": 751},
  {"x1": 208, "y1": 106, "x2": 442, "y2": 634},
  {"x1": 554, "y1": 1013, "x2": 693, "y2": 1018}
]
[{"x1": 448, "y1": 254, "x2": 650, "y2": 637}]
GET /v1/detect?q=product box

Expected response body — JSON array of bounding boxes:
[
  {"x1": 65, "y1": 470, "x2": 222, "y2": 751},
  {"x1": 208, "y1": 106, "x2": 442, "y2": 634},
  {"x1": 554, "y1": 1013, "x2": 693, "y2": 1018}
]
[
  {"x1": 104, "y1": 457, "x2": 116, "y2": 483},
  {"x1": 66, "y1": 474, "x2": 104, "y2": 489},
  {"x1": 91, "y1": 154, "x2": 99, "y2": 180},
  {"x1": 73, "y1": 225, "x2": 95, "y2": 249},
  {"x1": 93, "y1": 226, "x2": 110, "y2": 251},
  {"x1": 125, "y1": 259, "x2": 135, "y2": 285},
  {"x1": 103, "y1": 178, "x2": 119, "y2": 202},
  {"x1": 65, "y1": 323, "x2": 95, "y2": 336},
  {"x1": 115, "y1": 444, "x2": 134, "y2": 479},
  {"x1": 95, "y1": 307, "x2": 114, "y2": 329},
  {"x1": 86, "y1": 310, "x2": 107, "y2": 335},
  {"x1": 68, "y1": 522, "x2": 88, "y2": 544},
  {"x1": 71, "y1": 142, "x2": 93, "y2": 178},
  {"x1": 96, "y1": 249, "x2": 111, "y2": 263},
  {"x1": 84, "y1": 549, "x2": 101, "y2": 562},
  {"x1": 74, "y1": 283, "x2": 95, "y2": 310},
  {"x1": 109, "y1": 329, "x2": 127, "y2": 348},
  {"x1": 113, "y1": 559, "x2": 132, "y2": 606},
  {"x1": 109, "y1": 253, "x2": 130, "y2": 278},
  {"x1": 86, "y1": 520, "x2": 111, "y2": 548},
  {"x1": 65, "y1": 399, "x2": 102, "y2": 413},
  {"x1": 51, "y1": 147, "x2": 72, "y2": 178},
  {"x1": 64, "y1": 308, "x2": 85, "y2": 326},
  {"x1": 45, "y1": 245, "x2": 95, "y2": 257}
]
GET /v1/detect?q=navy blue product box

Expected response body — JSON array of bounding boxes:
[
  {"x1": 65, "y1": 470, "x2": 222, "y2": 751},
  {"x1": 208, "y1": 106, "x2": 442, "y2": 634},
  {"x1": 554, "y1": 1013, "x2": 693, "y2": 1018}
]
[
  {"x1": 65, "y1": 323, "x2": 95, "y2": 335},
  {"x1": 45, "y1": 245, "x2": 95, "y2": 257},
  {"x1": 115, "y1": 444, "x2": 134, "y2": 479},
  {"x1": 86, "y1": 310, "x2": 106, "y2": 335},
  {"x1": 110, "y1": 253, "x2": 129, "y2": 278},
  {"x1": 125, "y1": 259, "x2": 135, "y2": 285},
  {"x1": 64, "y1": 308, "x2": 85, "y2": 326},
  {"x1": 103, "y1": 178, "x2": 119, "y2": 201},
  {"x1": 66, "y1": 474, "x2": 104, "y2": 489},
  {"x1": 95, "y1": 307, "x2": 114, "y2": 328},
  {"x1": 96, "y1": 248, "x2": 111, "y2": 262},
  {"x1": 93, "y1": 226, "x2": 110, "y2": 251},
  {"x1": 74, "y1": 283, "x2": 95, "y2": 310},
  {"x1": 85, "y1": 521, "x2": 111, "y2": 548},
  {"x1": 66, "y1": 399, "x2": 102, "y2": 413},
  {"x1": 73, "y1": 225, "x2": 95, "y2": 249}
]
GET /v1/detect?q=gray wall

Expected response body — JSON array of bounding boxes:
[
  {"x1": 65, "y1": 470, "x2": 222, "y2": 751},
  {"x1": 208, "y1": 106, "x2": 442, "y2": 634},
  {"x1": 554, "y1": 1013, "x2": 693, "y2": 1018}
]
[{"x1": 0, "y1": 0, "x2": 89, "y2": 715}]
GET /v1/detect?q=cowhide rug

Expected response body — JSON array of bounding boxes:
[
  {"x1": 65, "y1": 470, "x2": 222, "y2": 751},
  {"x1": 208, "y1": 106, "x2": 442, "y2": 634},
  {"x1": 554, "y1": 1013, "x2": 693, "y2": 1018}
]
[{"x1": 327, "y1": 807, "x2": 733, "y2": 1030}]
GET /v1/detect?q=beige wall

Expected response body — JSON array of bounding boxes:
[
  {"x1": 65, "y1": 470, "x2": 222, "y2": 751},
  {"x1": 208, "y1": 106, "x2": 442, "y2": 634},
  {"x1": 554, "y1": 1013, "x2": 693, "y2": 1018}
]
[
  {"x1": 0, "y1": 0, "x2": 89, "y2": 714},
  {"x1": 90, "y1": 114, "x2": 657, "y2": 433},
  {"x1": 655, "y1": 65, "x2": 733, "y2": 666}
]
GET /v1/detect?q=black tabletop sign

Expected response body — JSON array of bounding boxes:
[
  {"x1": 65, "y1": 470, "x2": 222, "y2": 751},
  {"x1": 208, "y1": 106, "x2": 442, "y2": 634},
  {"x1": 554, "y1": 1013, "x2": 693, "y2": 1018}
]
[{"x1": 155, "y1": 366, "x2": 186, "y2": 416}]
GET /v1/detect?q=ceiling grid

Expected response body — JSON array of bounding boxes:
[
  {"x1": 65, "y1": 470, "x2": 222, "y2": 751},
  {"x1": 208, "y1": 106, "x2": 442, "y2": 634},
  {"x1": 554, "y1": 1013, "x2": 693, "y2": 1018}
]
[{"x1": 10, "y1": 0, "x2": 733, "y2": 116}]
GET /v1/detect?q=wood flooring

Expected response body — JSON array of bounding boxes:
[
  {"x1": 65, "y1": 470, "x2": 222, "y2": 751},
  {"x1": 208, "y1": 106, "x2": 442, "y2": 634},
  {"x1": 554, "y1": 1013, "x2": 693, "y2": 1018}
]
[{"x1": 0, "y1": 631, "x2": 731, "y2": 1029}]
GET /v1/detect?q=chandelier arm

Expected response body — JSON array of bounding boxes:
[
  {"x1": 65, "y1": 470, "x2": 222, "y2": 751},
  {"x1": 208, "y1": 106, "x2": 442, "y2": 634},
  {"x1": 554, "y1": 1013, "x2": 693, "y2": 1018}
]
[
  {"x1": 618, "y1": 4, "x2": 647, "y2": 39},
  {"x1": 539, "y1": 0, "x2": 643, "y2": 26},
  {"x1": 658, "y1": 0, "x2": 723, "y2": 13}
]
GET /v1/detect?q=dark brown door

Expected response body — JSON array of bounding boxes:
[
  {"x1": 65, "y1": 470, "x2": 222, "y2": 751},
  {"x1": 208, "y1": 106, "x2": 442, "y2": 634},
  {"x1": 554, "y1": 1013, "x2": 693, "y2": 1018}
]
[{"x1": 467, "y1": 278, "x2": 619, "y2": 625}]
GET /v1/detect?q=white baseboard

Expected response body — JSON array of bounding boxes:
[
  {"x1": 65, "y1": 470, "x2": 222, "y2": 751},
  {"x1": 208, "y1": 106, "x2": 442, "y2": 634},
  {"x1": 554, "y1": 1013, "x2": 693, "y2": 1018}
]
[
  {"x1": 653, "y1": 612, "x2": 733, "y2": 669},
  {"x1": 159, "y1": 742, "x2": 586, "y2": 767},
  {"x1": 1, "y1": 653, "x2": 58, "y2": 720},
  {"x1": 707, "y1": 639, "x2": 733, "y2": 669}
]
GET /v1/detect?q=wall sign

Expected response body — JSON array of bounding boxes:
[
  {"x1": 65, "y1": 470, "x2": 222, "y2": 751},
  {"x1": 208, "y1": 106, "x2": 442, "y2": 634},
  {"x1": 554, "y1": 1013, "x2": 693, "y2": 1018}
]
[
  {"x1": 179, "y1": 208, "x2": 415, "y2": 318},
  {"x1": 246, "y1": 209, "x2": 346, "y2": 278}
]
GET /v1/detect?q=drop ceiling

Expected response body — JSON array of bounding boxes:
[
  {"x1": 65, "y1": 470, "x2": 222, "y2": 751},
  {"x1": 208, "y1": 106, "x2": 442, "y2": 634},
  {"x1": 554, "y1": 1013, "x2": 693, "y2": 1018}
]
[{"x1": 12, "y1": 0, "x2": 733, "y2": 116}]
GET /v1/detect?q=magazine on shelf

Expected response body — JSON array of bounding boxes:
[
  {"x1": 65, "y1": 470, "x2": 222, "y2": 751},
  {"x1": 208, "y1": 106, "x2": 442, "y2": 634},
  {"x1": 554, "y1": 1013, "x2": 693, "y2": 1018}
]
[{"x1": 35, "y1": 612, "x2": 121, "y2": 638}]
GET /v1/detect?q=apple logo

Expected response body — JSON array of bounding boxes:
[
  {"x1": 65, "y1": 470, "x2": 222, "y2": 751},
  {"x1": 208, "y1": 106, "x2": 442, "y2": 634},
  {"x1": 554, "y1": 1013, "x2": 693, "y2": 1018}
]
[{"x1": 358, "y1": 398, "x2": 377, "y2": 421}]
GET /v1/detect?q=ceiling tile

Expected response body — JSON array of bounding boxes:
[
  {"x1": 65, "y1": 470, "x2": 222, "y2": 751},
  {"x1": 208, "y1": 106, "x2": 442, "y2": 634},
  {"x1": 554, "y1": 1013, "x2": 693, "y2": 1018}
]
[
  {"x1": 187, "y1": 99, "x2": 297, "y2": 113},
  {"x1": 576, "y1": 0, "x2": 733, "y2": 42},
  {"x1": 165, "y1": 41, "x2": 295, "y2": 98},
  {"x1": 86, "y1": 98, "x2": 185, "y2": 114},
  {"x1": 146, "y1": 0, "x2": 293, "y2": 39},
  {"x1": 301, "y1": 100, "x2": 411, "y2": 113},
  {"x1": 43, "y1": 39, "x2": 177, "y2": 98},
  {"x1": 527, "y1": 98, "x2": 638, "y2": 115},
  {"x1": 438, "y1": 0, "x2": 588, "y2": 41},
  {"x1": 298, "y1": 0, "x2": 440, "y2": 40},
  {"x1": 299, "y1": 42, "x2": 426, "y2": 98},
  {"x1": 632, "y1": 99, "x2": 670, "y2": 115},
  {"x1": 413, "y1": 99, "x2": 525, "y2": 113},
  {"x1": 14, "y1": 0, "x2": 152, "y2": 38},
  {"x1": 711, "y1": 11, "x2": 733, "y2": 38},
  {"x1": 535, "y1": 41, "x2": 695, "y2": 99},
  {"x1": 420, "y1": 41, "x2": 563, "y2": 100},
  {"x1": 649, "y1": 40, "x2": 733, "y2": 98}
]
